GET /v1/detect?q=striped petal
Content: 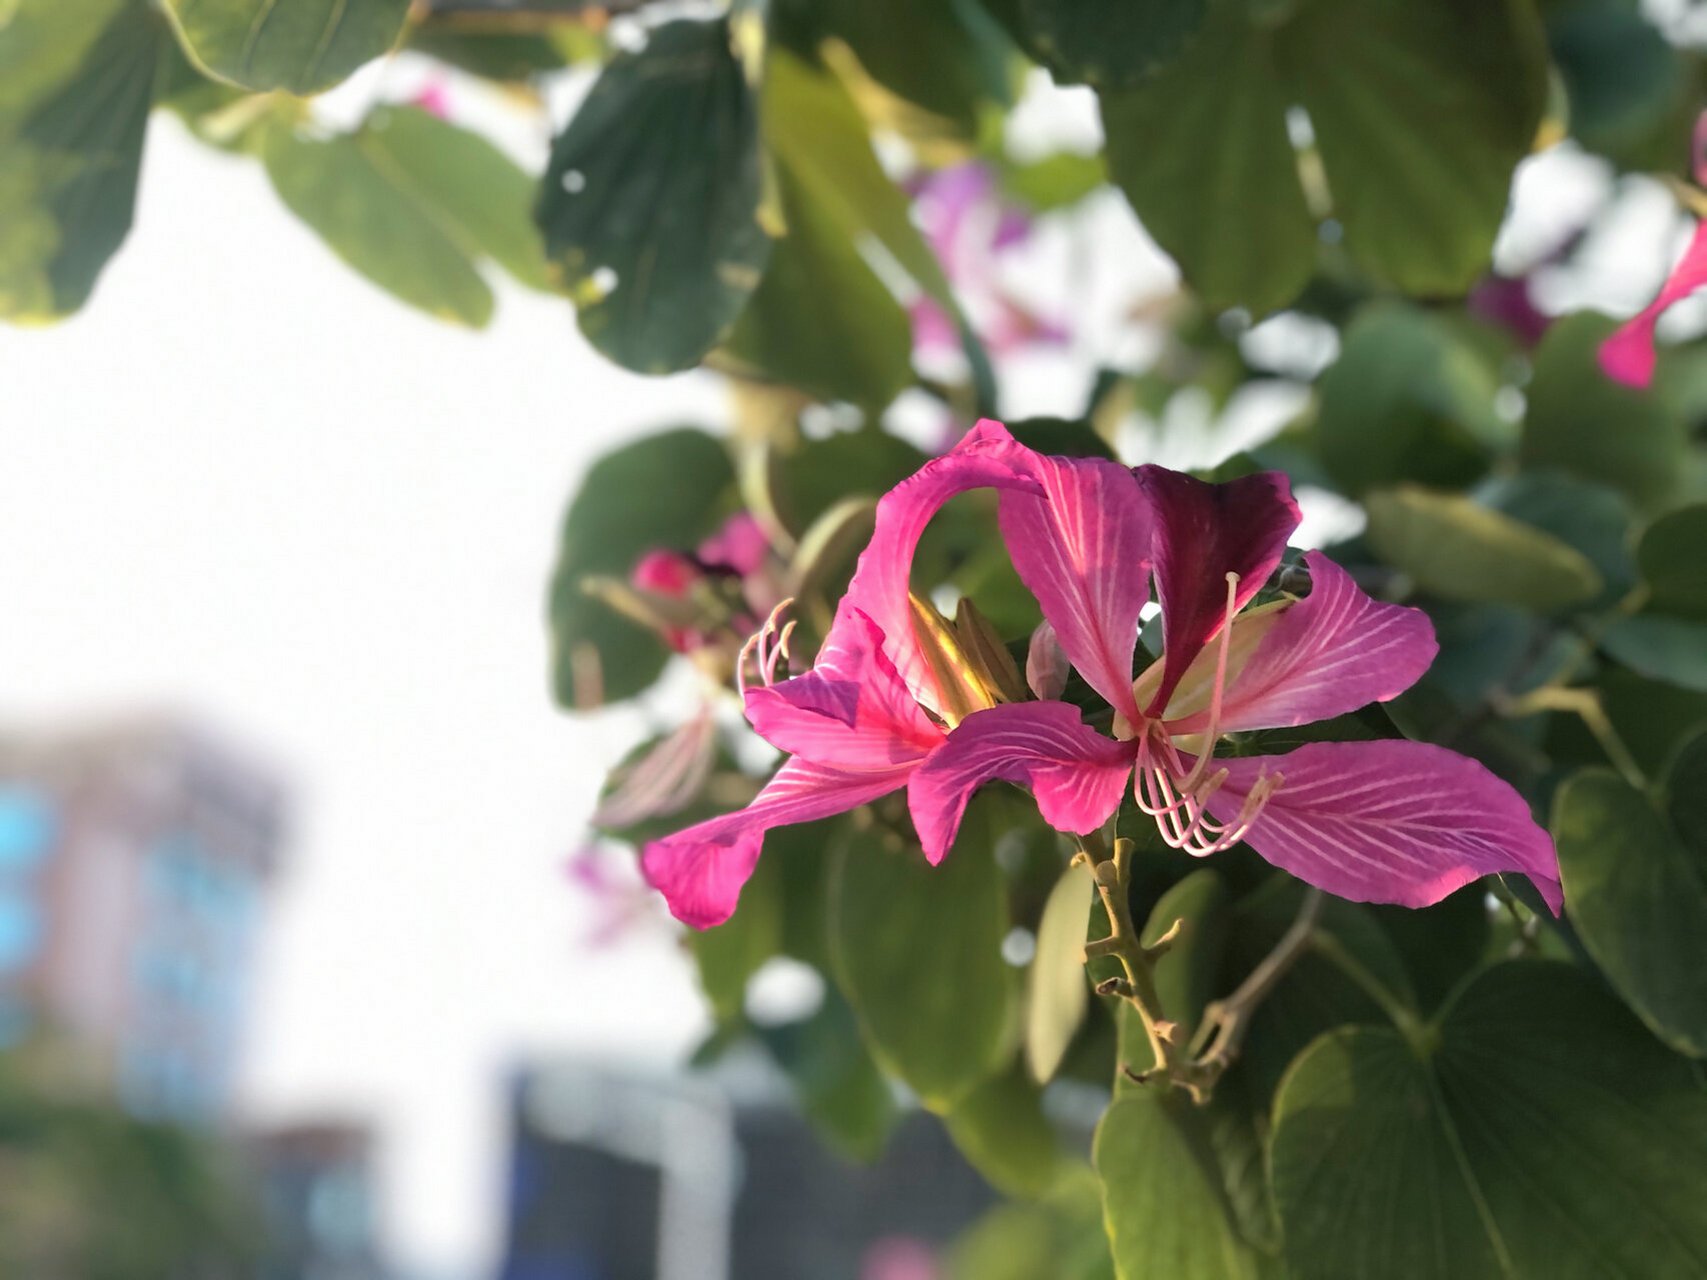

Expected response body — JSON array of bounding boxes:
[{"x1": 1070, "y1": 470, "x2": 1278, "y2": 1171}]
[
  {"x1": 907, "y1": 701, "x2": 1134, "y2": 865},
  {"x1": 1202, "y1": 740, "x2": 1562, "y2": 914}
]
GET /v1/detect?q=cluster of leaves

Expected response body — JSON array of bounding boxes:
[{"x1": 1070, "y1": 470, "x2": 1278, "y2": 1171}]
[{"x1": 14, "y1": 0, "x2": 1707, "y2": 1275}]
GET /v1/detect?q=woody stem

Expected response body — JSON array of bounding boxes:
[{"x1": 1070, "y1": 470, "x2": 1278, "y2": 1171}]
[
  {"x1": 1188, "y1": 887, "x2": 1323, "y2": 1072},
  {"x1": 1075, "y1": 835, "x2": 1213, "y2": 1103}
]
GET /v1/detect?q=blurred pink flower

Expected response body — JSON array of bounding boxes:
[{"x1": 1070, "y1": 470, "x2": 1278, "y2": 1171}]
[
  {"x1": 413, "y1": 79, "x2": 453, "y2": 120},
  {"x1": 860, "y1": 1236, "x2": 938, "y2": 1280},
  {"x1": 565, "y1": 845, "x2": 659, "y2": 949},
  {"x1": 1600, "y1": 112, "x2": 1707, "y2": 388},
  {"x1": 628, "y1": 512, "x2": 784, "y2": 655}
]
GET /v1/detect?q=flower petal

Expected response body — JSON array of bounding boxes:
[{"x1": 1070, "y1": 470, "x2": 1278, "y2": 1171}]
[
  {"x1": 836, "y1": 419, "x2": 1044, "y2": 711},
  {"x1": 744, "y1": 609, "x2": 942, "y2": 769},
  {"x1": 1202, "y1": 740, "x2": 1562, "y2": 914},
  {"x1": 1600, "y1": 220, "x2": 1707, "y2": 389},
  {"x1": 999, "y1": 455, "x2": 1152, "y2": 723},
  {"x1": 1165, "y1": 552, "x2": 1436, "y2": 734},
  {"x1": 1026, "y1": 620, "x2": 1069, "y2": 701},
  {"x1": 908, "y1": 701, "x2": 1134, "y2": 865},
  {"x1": 642, "y1": 757, "x2": 910, "y2": 928},
  {"x1": 1135, "y1": 466, "x2": 1300, "y2": 716}
]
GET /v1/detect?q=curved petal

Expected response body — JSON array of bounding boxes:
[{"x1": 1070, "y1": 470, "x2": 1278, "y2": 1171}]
[
  {"x1": 835, "y1": 418, "x2": 1044, "y2": 712},
  {"x1": 642, "y1": 757, "x2": 911, "y2": 928},
  {"x1": 1165, "y1": 552, "x2": 1437, "y2": 735},
  {"x1": 1600, "y1": 221, "x2": 1707, "y2": 389},
  {"x1": 1136, "y1": 466, "x2": 1299, "y2": 716},
  {"x1": 744, "y1": 610, "x2": 941, "y2": 769},
  {"x1": 999, "y1": 455, "x2": 1152, "y2": 723},
  {"x1": 908, "y1": 701, "x2": 1134, "y2": 865},
  {"x1": 1202, "y1": 740, "x2": 1562, "y2": 915}
]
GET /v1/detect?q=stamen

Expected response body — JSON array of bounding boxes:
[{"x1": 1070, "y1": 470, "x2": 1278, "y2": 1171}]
[
  {"x1": 736, "y1": 598, "x2": 796, "y2": 693},
  {"x1": 1174, "y1": 571, "x2": 1239, "y2": 795}
]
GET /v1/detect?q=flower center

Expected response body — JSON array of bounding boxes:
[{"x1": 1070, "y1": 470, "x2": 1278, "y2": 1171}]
[{"x1": 1131, "y1": 572, "x2": 1284, "y2": 856}]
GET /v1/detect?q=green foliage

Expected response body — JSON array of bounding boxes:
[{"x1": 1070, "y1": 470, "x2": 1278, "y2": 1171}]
[
  {"x1": 828, "y1": 798, "x2": 1014, "y2": 1109},
  {"x1": 1637, "y1": 503, "x2": 1707, "y2": 619},
  {"x1": 1020, "y1": 0, "x2": 1208, "y2": 88},
  {"x1": 161, "y1": 0, "x2": 410, "y2": 94},
  {"x1": 537, "y1": 19, "x2": 772, "y2": 374},
  {"x1": 548, "y1": 428, "x2": 735, "y2": 707},
  {"x1": 0, "y1": 0, "x2": 159, "y2": 320},
  {"x1": 1271, "y1": 962, "x2": 1707, "y2": 1279},
  {"x1": 1024, "y1": 863, "x2": 1093, "y2": 1084}
]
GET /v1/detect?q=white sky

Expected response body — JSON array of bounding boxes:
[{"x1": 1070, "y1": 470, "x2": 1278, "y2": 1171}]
[{"x1": 2, "y1": 115, "x2": 719, "y2": 1276}]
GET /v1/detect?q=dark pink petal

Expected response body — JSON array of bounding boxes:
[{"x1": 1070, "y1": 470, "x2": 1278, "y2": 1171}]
[
  {"x1": 1202, "y1": 740, "x2": 1563, "y2": 915},
  {"x1": 698, "y1": 511, "x2": 771, "y2": 577},
  {"x1": 999, "y1": 454, "x2": 1152, "y2": 724},
  {"x1": 642, "y1": 758, "x2": 910, "y2": 928},
  {"x1": 836, "y1": 419, "x2": 1043, "y2": 711},
  {"x1": 1165, "y1": 552, "x2": 1436, "y2": 735},
  {"x1": 1600, "y1": 220, "x2": 1707, "y2": 389},
  {"x1": 907, "y1": 701, "x2": 1134, "y2": 865},
  {"x1": 744, "y1": 610, "x2": 942, "y2": 769},
  {"x1": 1135, "y1": 466, "x2": 1300, "y2": 717}
]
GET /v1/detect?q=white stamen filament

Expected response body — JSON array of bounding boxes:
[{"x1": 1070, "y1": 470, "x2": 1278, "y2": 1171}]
[{"x1": 736, "y1": 598, "x2": 796, "y2": 695}]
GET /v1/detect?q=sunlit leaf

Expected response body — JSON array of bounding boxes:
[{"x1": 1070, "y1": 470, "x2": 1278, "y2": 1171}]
[
  {"x1": 1026, "y1": 864, "x2": 1093, "y2": 1084},
  {"x1": 162, "y1": 0, "x2": 410, "y2": 94},
  {"x1": 942, "y1": 1062, "x2": 1063, "y2": 1197}
]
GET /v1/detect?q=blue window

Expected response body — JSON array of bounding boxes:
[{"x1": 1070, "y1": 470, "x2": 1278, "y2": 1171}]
[{"x1": 0, "y1": 788, "x2": 55, "y2": 872}]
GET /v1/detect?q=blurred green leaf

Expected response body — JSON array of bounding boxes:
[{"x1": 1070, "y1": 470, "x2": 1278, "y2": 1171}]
[
  {"x1": 1025, "y1": 864, "x2": 1093, "y2": 1084},
  {"x1": 406, "y1": 27, "x2": 580, "y2": 81},
  {"x1": 1636, "y1": 503, "x2": 1707, "y2": 620},
  {"x1": 161, "y1": 0, "x2": 409, "y2": 94},
  {"x1": 1555, "y1": 764, "x2": 1707, "y2": 1057},
  {"x1": 1548, "y1": 0, "x2": 1691, "y2": 164},
  {"x1": 1095, "y1": 1091, "x2": 1260, "y2": 1280},
  {"x1": 1000, "y1": 149, "x2": 1107, "y2": 212},
  {"x1": 756, "y1": 986, "x2": 899, "y2": 1161},
  {"x1": 721, "y1": 156, "x2": 913, "y2": 410},
  {"x1": 1100, "y1": 2, "x2": 1314, "y2": 316},
  {"x1": 763, "y1": 48, "x2": 996, "y2": 410},
  {"x1": 1600, "y1": 614, "x2": 1707, "y2": 692},
  {"x1": 1316, "y1": 305, "x2": 1504, "y2": 495},
  {"x1": 829, "y1": 797, "x2": 1014, "y2": 1109},
  {"x1": 548, "y1": 428, "x2": 735, "y2": 708},
  {"x1": 361, "y1": 104, "x2": 551, "y2": 291},
  {"x1": 1271, "y1": 961, "x2": 1707, "y2": 1280},
  {"x1": 1020, "y1": 0, "x2": 1207, "y2": 88},
  {"x1": 1485, "y1": 472, "x2": 1638, "y2": 609},
  {"x1": 1102, "y1": 0, "x2": 1544, "y2": 312},
  {"x1": 1601, "y1": 668, "x2": 1707, "y2": 776},
  {"x1": 1523, "y1": 313, "x2": 1689, "y2": 512},
  {"x1": 261, "y1": 112, "x2": 493, "y2": 325},
  {"x1": 690, "y1": 846, "x2": 785, "y2": 1024},
  {"x1": 773, "y1": 429, "x2": 929, "y2": 534},
  {"x1": 0, "y1": 1, "x2": 160, "y2": 321},
  {"x1": 537, "y1": 19, "x2": 772, "y2": 374},
  {"x1": 942, "y1": 1061, "x2": 1063, "y2": 1197},
  {"x1": 1364, "y1": 886, "x2": 1491, "y2": 1015},
  {"x1": 947, "y1": 1169, "x2": 1116, "y2": 1280},
  {"x1": 1364, "y1": 485, "x2": 1603, "y2": 611}
]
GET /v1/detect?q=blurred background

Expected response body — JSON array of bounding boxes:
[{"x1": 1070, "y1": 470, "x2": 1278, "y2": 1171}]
[{"x1": 7, "y1": 0, "x2": 1707, "y2": 1276}]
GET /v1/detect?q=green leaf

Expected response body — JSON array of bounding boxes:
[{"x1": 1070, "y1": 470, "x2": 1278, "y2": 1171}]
[
  {"x1": 1601, "y1": 668, "x2": 1707, "y2": 777},
  {"x1": 162, "y1": 0, "x2": 410, "y2": 94},
  {"x1": 720, "y1": 155, "x2": 912, "y2": 410},
  {"x1": 947, "y1": 1167, "x2": 1116, "y2": 1280},
  {"x1": 1315, "y1": 305, "x2": 1505, "y2": 495},
  {"x1": 1275, "y1": 0, "x2": 1547, "y2": 296},
  {"x1": 1020, "y1": 0, "x2": 1208, "y2": 88},
  {"x1": 1026, "y1": 865, "x2": 1093, "y2": 1084},
  {"x1": 360, "y1": 105, "x2": 551, "y2": 291},
  {"x1": 689, "y1": 848, "x2": 784, "y2": 1024},
  {"x1": 1555, "y1": 766, "x2": 1707, "y2": 1056},
  {"x1": 0, "y1": 1, "x2": 160, "y2": 321},
  {"x1": 0, "y1": 0, "x2": 128, "y2": 114},
  {"x1": 1101, "y1": 0, "x2": 1545, "y2": 312},
  {"x1": 762, "y1": 48, "x2": 996, "y2": 410},
  {"x1": 1485, "y1": 472, "x2": 1637, "y2": 610},
  {"x1": 1094, "y1": 1092, "x2": 1260, "y2": 1280},
  {"x1": 1271, "y1": 961, "x2": 1707, "y2": 1280},
  {"x1": 756, "y1": 987, "x2": 898, "y2": 1161},
  {"x1": 828, "y1": 796, "x2": 1014, "y2": 1109},
  {"x1": 1363, "y1": 485, "x2": 1603, "y2": 612},
  {"x1": 773, "y1": 429, "x2": 929, "y2": 535},
  {"x1": 260, "y1": 115, "x2": 494, "y2": 327},
  {"x1": 1522, "y1": 313, "x2": 1689, "y2": 513},
  {"x1": 1548, "y1": 0, "x2": 1690, "y2": 162},
  {"x1": 548, "y1": 429, "x2": 735, "y2": 708},
  {"x1": 1600, "y1": 614, "x2": 1707, "y2": 692},
  {"x1": 1365, "y1": 886, "x2": 1491, "y2": 1015},
  {"x1": 537, "y1": 20, "x2": 772, "y2": 374},
  {"x1": 1100, "y1": 5, "x2": 1315, "y2": 316},
  {"x1": 942, "y1": 1062, "x2": 1063, "y2": 1198},
  {"x1": 1636, "y1": 503, "x2": 1707, "y2": 620}
]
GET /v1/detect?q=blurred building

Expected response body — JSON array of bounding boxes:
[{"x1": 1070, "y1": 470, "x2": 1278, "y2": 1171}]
[
  {"x1": 248, "y1": 1121, "x2": 388, "y2": 1280},
  {"x1": 497, "y1": 1055, "x2": 997, "y2": 1280},
  {"x1": 0, "y1": 717, "x2": 284, "y2": 1125}
]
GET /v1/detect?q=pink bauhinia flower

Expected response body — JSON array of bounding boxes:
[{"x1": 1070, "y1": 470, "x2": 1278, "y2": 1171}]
[
  {"x1": 642, "y1": 421, "x2": 1563, "y2": 929},
  {"x1": 1600, "y1": 113, "x2": 1707, "y2": 388},
  {"x1": 908, "y1": 456, "x2": 1563, "y2": 914}
]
